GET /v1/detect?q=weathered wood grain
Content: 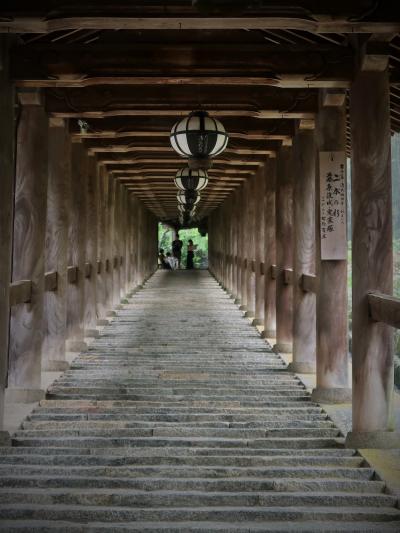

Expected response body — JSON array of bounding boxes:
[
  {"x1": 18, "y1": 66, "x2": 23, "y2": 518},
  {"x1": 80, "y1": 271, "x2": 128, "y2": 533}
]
[
  {"x1": 8, "y1": 99, "x2": 48, "y2": 390},
  {"x1": 314, "y1": 91, "x2": 349, "y2": 398},
  {"x1": 292, "y1": 128, "x2": 316, "y2": 373},
  {"x1": 0, "y1": 36, "x2": 15, "y2": 427},
  {"x1": 42, "y1": 119, "x2": 70, "y2": 370},
  {"x1": 84, "y1": 154, "x2": 98, "y2": 333},
  {"x1": 264, "y1": 158, "x2": 277, "y2": 337},
  {"x1": 301, "y1": 274, "x2": 317, "y2": 293},
  {"x1": 275, "y1": 146, "x2": 294, "y2": 353},
  {"x1": 254, "y1": 165, "x2": 266, "y2": 323},
  {"x1": 96, "y1": 165, "x2": 108, "y2": 318},
  {"x1": 44, "y1": 271, "x2": 58, "y2": 292},
  {"x1": 67, "y1": 142, "x2": 87, "y2": 342},
  {"x1": 350, "y1": 68, "x2": 393, "y2": 433}
]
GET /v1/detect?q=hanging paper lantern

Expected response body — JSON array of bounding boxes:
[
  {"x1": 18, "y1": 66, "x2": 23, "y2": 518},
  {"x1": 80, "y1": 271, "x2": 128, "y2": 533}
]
[{"x1": 174, "y1": 167, "x2": 208, "y2": 191}]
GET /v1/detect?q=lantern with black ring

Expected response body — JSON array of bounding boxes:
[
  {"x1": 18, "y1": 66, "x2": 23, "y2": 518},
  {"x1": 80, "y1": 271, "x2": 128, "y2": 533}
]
[
  {"x1": 174, "y1": 167, "x2": 208, "y2": 191},
  {"x1": 170, "y1": 110, "x2": 228, "y2": 170}
]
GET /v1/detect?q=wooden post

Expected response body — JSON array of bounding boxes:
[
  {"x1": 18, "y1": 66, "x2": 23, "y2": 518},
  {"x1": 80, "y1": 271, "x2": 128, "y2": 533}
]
[
  {"x1": 239, "y1": 181, "x2": 248, "y2": 310},
  {"x1": 263, "y1": 158, "x2": 277, "y2": 339},
  {"x1": 312, "y1": 91, "x2": 351, "y2": 403},
  {"x1": 0, "y1": 37, "x2": 15, "y2": 433},
  {"x1": 289, "y1": 125, "x2": 317, "y2": 373},
  {"x1": 66, "y1": 141, "x2": 87, "y2": 351},
  {"x1": 96, "y1": 164, "x2": 108, "y2": 321},
  {"x1": 7, "y1": 91, "x2": 48, "y2": 402},
  {"x1": 84, "y1": 154, "x2": 98, "y2": 336},
  {"x1": 275, "y1": 146, "x2": 294, "y2": 353},
  {"x1": 231, "y1": 190, "x2": 239, "y2": 300},
  {"x1": 346, "y1": 63, "x2": 397, "y2": 448},
  {"x1": 42, "y1": 118, "x2": 70, "y2": 372},
  {"x1": 254, "y1": 164, "x2": 266, "y2": 326},
  {"x1": 104, "y1": 172, "x2": 114, "y2": 313},
  {"x1": 245, "y1": 174, "x2": 256, "y2": 319}
]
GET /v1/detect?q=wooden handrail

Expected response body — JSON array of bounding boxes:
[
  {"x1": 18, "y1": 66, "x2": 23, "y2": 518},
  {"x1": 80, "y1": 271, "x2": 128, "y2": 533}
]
[
  {"x1": 97, "y1": 260, "x2": 102, "y2": 274},
  {"x1": 368, "y1": 292, "x2": 400, "y2": 329},
  {"x1": 44, "y1": 271, "x2": 58, "y2": 291},
  {"x1": 301, "y1": 273, "x2": 317, "y2": 293},
  {"x1": 260, "y1": 262, "x2": 265, "y2": 276},
  {"x1": 9, "y1": 280, "x2": 32, "y2": 306},
  {"x1": 84, "y1": 262, "x2": 92, "y2": 278},
  {"x1": 270, "y1": 265, "x2": 279, "y2": 279}
]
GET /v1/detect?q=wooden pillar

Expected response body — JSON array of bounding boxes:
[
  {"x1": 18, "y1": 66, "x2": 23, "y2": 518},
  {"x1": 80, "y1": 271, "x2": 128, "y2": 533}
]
[
  {"x1": 96, "y1": 164, "x2": 108, "y2": 321},
  {"x1": 104, "y1": 173, "x2": 114, "y2": 312},
  {"x1": 290, "y1": 125, "x2": 317, "y2": 373},
  {"x1": 112, "y1": 181, "x2": 121, "y2": 306},
  {"x1": 66, "y1": 141, "x2": 87, "y2": 350},
  {"x1": 232, "y1": 190, "x2": 239, "y2": 300},
  {"x1": 42, "y1": 118, "x2": 70, "y2": 372},
  {"x1": 263, "y1": 158, "x2": 277, "y2": 338},
  {"x1": 234, "y1": 189, "x2": 243, "y2": 304},
  {"x1": 84, "y1": 154, "x2": 98, "y2": 336},
  {"x1": 275, "y1": 146, "x2": 294, "y2": 353},
  {"x1": 245, "y1": 174, "x2": 256, "y2": 318},
  {"x1": 0, "y1": 37, "x2": 15, "y2": 433},
  {"x1": 8, "y1": 91, "x2": 48, "y2": 401},
  {"x1": 254, "y1": 164, "x2": 266, "y2": 325},
  {"x1": 312, "y1": 91, "x2": 351, "y2": 403},
  {"x1": 347, "y1": 64, "x2": 396, "y2": 447},
  {"x1": 239, "y1": 181, "x2": 248, "y2": 310}
]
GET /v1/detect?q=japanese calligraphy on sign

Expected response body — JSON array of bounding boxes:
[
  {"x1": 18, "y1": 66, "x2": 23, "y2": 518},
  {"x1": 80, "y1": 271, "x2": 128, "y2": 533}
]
[{"x1": 319, "y1": 151, "x2": 347, "y2": 260}]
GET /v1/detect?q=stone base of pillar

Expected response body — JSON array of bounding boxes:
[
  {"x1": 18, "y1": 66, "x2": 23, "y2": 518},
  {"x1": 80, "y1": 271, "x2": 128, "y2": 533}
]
[
  {"x1": 234, "y1": 298, "x2": 241, "y2": 305},
  {"x1": 311, "y1": 387, "x2": 351, "y2": 404},
  {"x1": 273, "y1": 342, "x2": 292, "y2": 354},
  {"x1": 5, "y1": 388, "x2": 45, "y2": 404},
  {"x1": 85, "y1": 328, "x2": 100, "y2": 338},
  {"x1": 252, "y1": 318, "x2": 263, "y2": 327},
  {"x1": 261, "y1": 329, "x2": 276, "y2": 339},
  {"x1": 239, "y1": 305, "x2": 247, "y2": 311},
  {"x1": 287, "y1": 361, "x2": 316, "y2": 374},
  {"x1": 97, "y1": 318, "x2": 110, "y2": 326},
  {"x1": 42, "y1": 360, "x2": 70, "y2": 372},
  {"x1": 106, "y1": 310, "x2": 117, "y2": 317},
  {"x1": 244, "y1": 310, "x2": 255, "y2": 319},
  {"x1": 0, "y1": 431, "x2": 11, "y2": 447},
  {"x1": 345, "y1": 430, "x2": 400, "y2": 449},
  {"x1": 66, "y1": 340, "x2": 88, "y2": 353}
]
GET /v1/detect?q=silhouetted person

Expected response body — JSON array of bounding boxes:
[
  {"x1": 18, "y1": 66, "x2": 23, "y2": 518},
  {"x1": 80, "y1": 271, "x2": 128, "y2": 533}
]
[
  {"x1": 186, "y1": 239, "x2": 197, "y2": 269},
  {"x1": 172, "y1": 233, "x2": 183, "y2": 268}
]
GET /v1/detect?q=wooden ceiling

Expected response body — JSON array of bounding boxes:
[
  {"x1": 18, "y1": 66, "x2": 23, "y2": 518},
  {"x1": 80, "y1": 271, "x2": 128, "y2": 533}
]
[{"x1": 2, "y1": 1, "x2": 400, "y2": 224}]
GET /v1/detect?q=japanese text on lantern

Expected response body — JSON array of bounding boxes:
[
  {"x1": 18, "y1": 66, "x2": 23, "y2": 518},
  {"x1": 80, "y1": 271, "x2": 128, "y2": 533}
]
[{"x1": 319, "y1": 151, "x2": 347, "y2": 260}]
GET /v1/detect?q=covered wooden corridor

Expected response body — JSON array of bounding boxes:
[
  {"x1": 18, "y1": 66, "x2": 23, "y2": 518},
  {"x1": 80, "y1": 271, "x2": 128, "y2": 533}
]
[{"x1": 1, "y1": 1, "x2": 400, "y2": 530}]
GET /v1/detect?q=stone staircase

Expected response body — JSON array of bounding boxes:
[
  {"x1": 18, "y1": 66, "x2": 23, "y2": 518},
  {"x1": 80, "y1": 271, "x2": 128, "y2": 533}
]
[{"x1": 0, "y1": 270, "x2": 399, "y2": 531}]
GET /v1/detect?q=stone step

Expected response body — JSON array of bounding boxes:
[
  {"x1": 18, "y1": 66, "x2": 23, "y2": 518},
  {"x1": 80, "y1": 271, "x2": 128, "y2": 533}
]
[
  {"x1": 0, "y1": 476, "x2": 386, "y2": 493},
  {"x1": 1, "y1": 504, "x2": 399, "y2": 523},
  {"x1": 0, "y1": 489, "x2": 395, "y2": 508},
  {"x1": 13, "y1": 427, "x2": 342, "y2": 439},
  {"x1": 11, "y1": 437, "x2": 344, "y2": 449},
  {"x1": 2, "y1": 520, "x2": 400, "y2": 532},
  {"x1": 0, "y1": 454, "x2": 364, "y2": 468}
]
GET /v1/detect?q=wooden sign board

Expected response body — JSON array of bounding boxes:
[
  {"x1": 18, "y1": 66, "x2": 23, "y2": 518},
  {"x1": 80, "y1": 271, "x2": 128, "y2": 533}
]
[{"x1": 319, "y1": 151, "x2": 347, "y2": 260}]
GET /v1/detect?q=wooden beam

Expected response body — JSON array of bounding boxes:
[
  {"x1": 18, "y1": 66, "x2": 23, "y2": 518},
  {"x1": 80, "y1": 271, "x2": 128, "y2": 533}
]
[
  {"x1": 44, "y1": 271, "x2": 58, "y2": 292},
  {"x1": 368, "y1": 292, "x2": 400, "y2": 328},
  {"x1": 1, "y1": 17, "x2": 399, "y2": 34},
  {"x1": 301, "y1": 274, "x2": 317, "y2": 293}
]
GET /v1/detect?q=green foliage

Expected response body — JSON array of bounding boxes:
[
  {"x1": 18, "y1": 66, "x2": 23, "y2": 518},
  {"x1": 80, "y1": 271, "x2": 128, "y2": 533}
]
[{"x1": 158, "y1": 223, "x2": 208, "y2": 269}]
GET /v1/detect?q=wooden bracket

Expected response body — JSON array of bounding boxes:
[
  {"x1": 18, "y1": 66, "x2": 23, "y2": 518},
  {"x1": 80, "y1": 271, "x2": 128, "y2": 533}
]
[
  {"x1": 44, "y1": 271, "x2": 58, "y2": 292},
  {"x1": 9, "y1": 280, "x2": 32, "y2": 306},
  {"x1": 84, "y1": 262, "x2": 92, "y2": 278},
  {"x1": 270, "y1": 265, "x2": 279, "y2": 279},
  {"x1": 251, "y1": 260, "x2": 255, "y2": 273},
  {"x1": 260, "y1": 262, "x2": 264, "y2": 276},
  {"x1": 301, "y1": 273, "x2": 317, "y2": 293},
  {"x1": 368, "y1": 291, "x2": 400, "y2": 328},
  {"x1": 113, "y1": 256, "x2": 119, "y2": 269},
  {"x1": 105, "y1": 259, "x2": 110, "y2": 272},
  {"x1": 67, "y1": 266, "x2": 78, "y2": 284},
  {"x1": 283, "y1": 268, "x2": 293, "y2": 285},
  {"x1": 97, "y1": 260, "x2": 102, "y2": 274}
]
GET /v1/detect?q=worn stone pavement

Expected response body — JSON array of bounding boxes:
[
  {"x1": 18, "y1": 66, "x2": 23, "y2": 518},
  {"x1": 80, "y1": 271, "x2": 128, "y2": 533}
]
[{"x1": 0, "y1": 270, "x2": 399, "y2": 531}]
